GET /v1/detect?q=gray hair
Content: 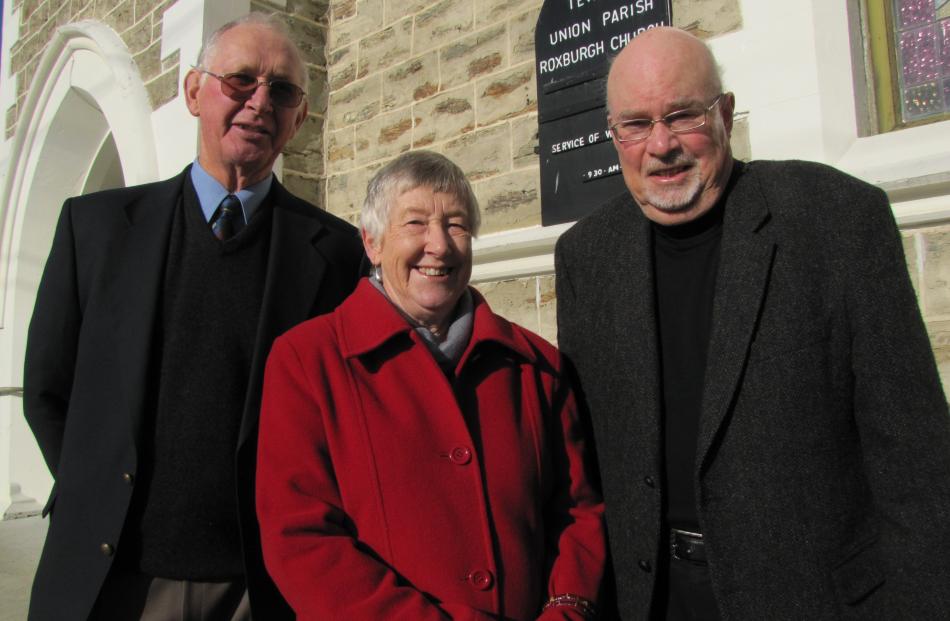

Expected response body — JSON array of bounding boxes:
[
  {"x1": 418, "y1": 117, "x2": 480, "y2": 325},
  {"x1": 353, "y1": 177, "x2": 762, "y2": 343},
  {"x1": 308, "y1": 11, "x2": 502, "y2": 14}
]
[
  {"x1": 196, "y1": 12, "x2": 309, "y2": 93},
  {"x1": 361, "y1": 151, "x2": 481, "y2": 240}
]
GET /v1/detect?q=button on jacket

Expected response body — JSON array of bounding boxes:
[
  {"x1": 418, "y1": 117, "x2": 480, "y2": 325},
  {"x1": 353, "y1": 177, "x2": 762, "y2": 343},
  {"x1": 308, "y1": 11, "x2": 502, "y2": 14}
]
[{"x1": 256, "y1": 279, "x2": 606, "y2": 620}]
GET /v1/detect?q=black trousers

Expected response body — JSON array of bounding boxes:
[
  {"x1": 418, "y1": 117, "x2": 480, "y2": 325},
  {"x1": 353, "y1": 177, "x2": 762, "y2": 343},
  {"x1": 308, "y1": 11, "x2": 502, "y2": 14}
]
[{"x1": 87, "y1": 567, "x2": 250, "y2": 621}]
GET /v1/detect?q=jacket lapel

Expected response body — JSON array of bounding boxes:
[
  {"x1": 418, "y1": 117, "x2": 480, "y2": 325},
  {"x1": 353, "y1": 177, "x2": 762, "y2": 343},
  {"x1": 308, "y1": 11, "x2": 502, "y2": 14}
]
[
  {"x1": 696, "y1": 164, "x2": 775, "y2": 473},
  {"x1": 104, "y1": 173, "x2": 184, "y2": 448},
  {"x1": 239, "y1": 182, "x2": 328, "y2": 447}
]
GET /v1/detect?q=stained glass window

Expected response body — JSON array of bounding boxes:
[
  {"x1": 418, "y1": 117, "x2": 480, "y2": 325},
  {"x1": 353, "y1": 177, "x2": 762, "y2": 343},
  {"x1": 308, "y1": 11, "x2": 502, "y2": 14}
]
[{"x1": 891, "y1": 0, "x2": 950, "y2": 124}]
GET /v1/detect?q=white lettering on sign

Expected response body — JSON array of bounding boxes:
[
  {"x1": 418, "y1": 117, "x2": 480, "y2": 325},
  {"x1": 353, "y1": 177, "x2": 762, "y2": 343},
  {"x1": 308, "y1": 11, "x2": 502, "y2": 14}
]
[
  {"x1": 609, "y1": 21, "x2": 668, "y2": 51},
  {"x1": 569, "y1": 0, "x2": 595, "y2": 10},
  {"x1": 548, "y1": 19, "x2": 592, "y2": 46},
  {"x1": 538, "y1": 40, "x2": 606, "y2": 74},
  {"x1": 602, "y1": 0, "x2": 655, "y2": 26},
  {"x1": 582, "y1": 162, "x2": 622, "y2": 182},
  {"x1": 551, "y1": 136, "x2": 586, "y2": 154}
]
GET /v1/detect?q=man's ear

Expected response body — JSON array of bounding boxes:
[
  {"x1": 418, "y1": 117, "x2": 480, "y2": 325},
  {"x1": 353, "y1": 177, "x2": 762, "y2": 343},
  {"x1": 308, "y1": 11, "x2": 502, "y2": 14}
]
[
  {"x1": 361, "y1": 228, "x2": 381, "y2": 265},
  {"x1": 719, "y1": 91, "x2": 735, "y2": 137},
  {"x1": 184, "y1": 69, "x2": 202, "y2": 118}
]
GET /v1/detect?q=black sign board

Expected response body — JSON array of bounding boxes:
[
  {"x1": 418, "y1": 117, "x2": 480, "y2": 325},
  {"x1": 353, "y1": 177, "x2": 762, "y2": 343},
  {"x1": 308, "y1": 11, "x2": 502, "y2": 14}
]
[{"x1": 535, "y1": 0, "x2": 672, "y2": 225}]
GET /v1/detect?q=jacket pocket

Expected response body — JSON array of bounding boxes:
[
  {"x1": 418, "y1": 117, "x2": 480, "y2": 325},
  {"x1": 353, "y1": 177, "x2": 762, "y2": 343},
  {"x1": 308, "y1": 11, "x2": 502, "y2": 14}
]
[{"x1": 831, "y1": 535, "x2": 885, "y2": 606}]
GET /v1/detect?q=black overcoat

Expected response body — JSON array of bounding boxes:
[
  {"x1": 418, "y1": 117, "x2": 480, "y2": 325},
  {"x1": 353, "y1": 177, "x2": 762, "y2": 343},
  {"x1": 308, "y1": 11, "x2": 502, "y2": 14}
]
[
  {"x1": 22, "y1": 167, "x2": 364, "y2": 620},
  {"x1": 555, "y1": 159, "x2": 950, "y2": 619}
]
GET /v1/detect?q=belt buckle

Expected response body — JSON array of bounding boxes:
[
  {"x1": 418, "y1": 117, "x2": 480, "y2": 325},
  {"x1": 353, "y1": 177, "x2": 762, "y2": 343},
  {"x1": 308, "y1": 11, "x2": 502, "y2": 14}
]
[{"x1": 670, "y1": 528, "x2": 704, "y2": 563}]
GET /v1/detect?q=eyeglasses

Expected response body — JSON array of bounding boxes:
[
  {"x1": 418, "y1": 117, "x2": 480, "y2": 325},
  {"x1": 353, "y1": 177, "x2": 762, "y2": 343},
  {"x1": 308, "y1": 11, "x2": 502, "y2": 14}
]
[
  {"x1": 193, "y1": 66, "x2": 306, "y2": 108},
  {"x1": 609, "y1": 93, "x2": 726, "y2": 143}
]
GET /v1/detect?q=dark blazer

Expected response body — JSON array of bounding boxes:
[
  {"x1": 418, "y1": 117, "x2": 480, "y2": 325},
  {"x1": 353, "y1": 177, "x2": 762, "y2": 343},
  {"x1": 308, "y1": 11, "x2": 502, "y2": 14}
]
[
  {"x1": 23, "y1": 167, "x2": 364, "y2": 621},
  {"x1": 555, "y1": 159, "x2": 950, "y2": 620}
]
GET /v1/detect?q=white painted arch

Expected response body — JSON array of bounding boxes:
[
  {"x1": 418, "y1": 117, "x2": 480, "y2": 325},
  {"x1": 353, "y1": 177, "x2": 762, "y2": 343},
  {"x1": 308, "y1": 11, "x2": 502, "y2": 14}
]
[{"x1": 0, "y1": 21, "x2": 158, "y2": 514}]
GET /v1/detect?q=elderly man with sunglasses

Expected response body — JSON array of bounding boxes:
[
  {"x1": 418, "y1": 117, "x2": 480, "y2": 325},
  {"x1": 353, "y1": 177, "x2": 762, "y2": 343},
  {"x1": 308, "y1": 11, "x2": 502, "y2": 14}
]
[
  {"x1": 555, "y1": 27, "x2": 950, "y2": 620},
  {"x1": 23, "y1": 12, "x2": 362, "y2": 621}
]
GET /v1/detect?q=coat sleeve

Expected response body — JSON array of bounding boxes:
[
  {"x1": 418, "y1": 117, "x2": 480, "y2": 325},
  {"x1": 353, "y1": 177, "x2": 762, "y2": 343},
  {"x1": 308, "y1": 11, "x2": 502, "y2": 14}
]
[
  {"x1": 23, "y1": 199, "x2": 82, "y2": 482},
  {"x1": 844, "y1": 187, "x2": 950, "y2": 611},
  {"x1": 536, "y1": 354, "x2": 606, "y2": 621},
  {"x1": 256, "y1": 335, "x2": 500, "y2": 621}
]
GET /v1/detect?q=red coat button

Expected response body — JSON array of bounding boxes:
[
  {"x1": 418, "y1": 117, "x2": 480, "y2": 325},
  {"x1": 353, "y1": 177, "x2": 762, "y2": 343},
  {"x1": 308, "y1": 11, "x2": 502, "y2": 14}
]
[
  {"x1": 449, "y1": 446, "x2": 472, "y2": 465},
  {"x1": 468, "y1": 569, "x2": 494, "y2": 590}
]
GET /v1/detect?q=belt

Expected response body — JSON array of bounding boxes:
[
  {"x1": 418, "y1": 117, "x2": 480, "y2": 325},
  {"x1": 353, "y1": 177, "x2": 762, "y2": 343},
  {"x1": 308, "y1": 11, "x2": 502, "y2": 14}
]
[{"x1": 670, "y1": 528, "x2": 707, "y2": 564}]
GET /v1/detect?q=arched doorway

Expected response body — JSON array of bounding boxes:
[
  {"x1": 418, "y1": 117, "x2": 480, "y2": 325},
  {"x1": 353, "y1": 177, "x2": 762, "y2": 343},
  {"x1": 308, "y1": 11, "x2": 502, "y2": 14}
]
[{"x1": 0, "y1": 22, "x2": 158, "y2": 516}]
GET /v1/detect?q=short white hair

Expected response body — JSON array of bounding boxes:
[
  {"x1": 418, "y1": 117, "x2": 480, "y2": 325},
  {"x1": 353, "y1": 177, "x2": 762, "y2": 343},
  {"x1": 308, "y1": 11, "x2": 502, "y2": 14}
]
[
  {"x1": 361, "y1": 151, "x2": 481, "y2": 240},
  {"x1": 196, "y1": 12, "x2": 309, "y2": 93}
]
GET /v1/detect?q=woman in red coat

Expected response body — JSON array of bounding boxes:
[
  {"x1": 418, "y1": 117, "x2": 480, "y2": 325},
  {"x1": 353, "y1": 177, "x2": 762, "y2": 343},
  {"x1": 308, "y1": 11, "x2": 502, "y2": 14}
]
[{"x1": 256, "y1": 151, "x2": 606, "y2": 620}]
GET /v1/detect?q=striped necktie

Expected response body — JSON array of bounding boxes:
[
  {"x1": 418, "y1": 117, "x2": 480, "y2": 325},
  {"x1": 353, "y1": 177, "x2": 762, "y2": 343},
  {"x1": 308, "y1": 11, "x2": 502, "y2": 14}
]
[{"x1": 211, "y1": 195, "x2": 244, "y2": 241}]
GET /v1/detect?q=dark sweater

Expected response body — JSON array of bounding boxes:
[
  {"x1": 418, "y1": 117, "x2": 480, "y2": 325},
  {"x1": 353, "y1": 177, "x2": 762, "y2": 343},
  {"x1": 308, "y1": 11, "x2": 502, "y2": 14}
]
[
  {"x1": 127, "y1": 180, "x2": 272, "y2": 580},
  {"x1": 653, "y1": 200, "x2": 724, "y2": 533}
]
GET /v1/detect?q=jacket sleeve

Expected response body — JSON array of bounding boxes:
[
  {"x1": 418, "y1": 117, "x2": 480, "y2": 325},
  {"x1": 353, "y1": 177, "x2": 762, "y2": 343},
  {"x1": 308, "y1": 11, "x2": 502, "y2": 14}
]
[
  {"x1": 23, "y1": 199, "x2": 82, "y2": 481},
  {"x1": 844, "y1": 187, "x2": 950, "y2": 611},
  {"x1": 536, "y1": 355, "x2": 607, "y2": 621},
  {"x1": 256, "y1": 335, "x2": 500, "y2": 621}
]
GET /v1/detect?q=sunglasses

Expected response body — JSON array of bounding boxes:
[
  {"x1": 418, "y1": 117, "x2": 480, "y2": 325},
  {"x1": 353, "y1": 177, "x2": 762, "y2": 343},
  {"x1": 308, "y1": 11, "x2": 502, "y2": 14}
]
[{"x1": 193, "y1": 66, "x2": 306, "y2": 108}]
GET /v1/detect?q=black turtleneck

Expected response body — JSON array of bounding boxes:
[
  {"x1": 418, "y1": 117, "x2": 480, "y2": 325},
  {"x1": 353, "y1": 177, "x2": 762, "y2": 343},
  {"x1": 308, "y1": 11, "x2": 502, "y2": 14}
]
[{"x1": 652, "y1": 197, "x2": 725, "y2": 533}]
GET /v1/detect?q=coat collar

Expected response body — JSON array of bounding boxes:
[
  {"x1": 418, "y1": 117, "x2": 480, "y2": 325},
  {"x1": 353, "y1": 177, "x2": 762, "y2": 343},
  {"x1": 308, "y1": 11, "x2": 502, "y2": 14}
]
[{"x1": 338, "y1": 278, "x2": 538, "y2": 366}]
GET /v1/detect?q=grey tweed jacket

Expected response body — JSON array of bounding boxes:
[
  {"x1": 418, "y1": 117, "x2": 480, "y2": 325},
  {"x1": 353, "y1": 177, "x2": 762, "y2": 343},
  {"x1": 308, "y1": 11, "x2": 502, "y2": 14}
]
[{"x1": 555, "y1": 159, "x2": 950, "y2": 620}]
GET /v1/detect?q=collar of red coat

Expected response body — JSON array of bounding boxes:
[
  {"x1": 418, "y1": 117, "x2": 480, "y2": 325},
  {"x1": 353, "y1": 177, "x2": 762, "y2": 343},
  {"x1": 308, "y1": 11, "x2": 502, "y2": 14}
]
[{"x1": 337, "y1": 278, "x2": 539, "y2": 367}]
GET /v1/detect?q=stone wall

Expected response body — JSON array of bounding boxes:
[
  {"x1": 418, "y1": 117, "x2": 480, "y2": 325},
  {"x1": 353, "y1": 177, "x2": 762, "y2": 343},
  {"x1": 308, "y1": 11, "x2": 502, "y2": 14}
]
[{"x1": 6, "y1": 0, "x2": 181, "y2": 139}]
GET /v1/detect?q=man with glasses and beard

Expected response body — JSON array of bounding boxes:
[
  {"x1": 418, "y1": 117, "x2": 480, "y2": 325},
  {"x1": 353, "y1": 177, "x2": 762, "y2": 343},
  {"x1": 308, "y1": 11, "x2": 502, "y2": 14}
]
[
  {"x1": 23, "y1": 12, "x2": 362, "y2": 620},
  {"x1": 555, "y1": 27, "x2": 950, "y2": 620}
]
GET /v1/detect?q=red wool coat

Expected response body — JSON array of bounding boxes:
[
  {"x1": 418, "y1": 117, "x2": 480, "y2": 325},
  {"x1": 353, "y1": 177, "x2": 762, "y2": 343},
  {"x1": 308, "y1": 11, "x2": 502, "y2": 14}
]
[{"x1": 257, "y1": 279, "x2": 605, "y2": 620}]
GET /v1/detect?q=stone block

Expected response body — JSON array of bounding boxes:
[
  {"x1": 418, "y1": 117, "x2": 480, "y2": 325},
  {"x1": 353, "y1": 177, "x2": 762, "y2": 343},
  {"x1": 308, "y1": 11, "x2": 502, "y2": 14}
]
[
  {"x1": 476, "y1": 62, "x2": 536, "y2": 126},
  {"x1": 328, "y1": 44, "x2": 357, "y2": 91},
  {"x1": 923, "y1": 230, "x2": 950, "y2": 317},
  {"x1": 145, "y1": 64, "x2": 180, "y2": 109},
  {"x1": 306, "y1": 65, "x2": 330, "y2": 115},
  {"x1": 329, "y1": 0, "x2": 383, "y2": 51},
  {"x1": 673, "y1": 0, "x2": 743, "y2": 39},
  {"x1": 354, "y1": 108, "x2": 414, "y2": 164},
  {"x1": 384, "y1": 0, "x2": 431, "y2": 25},
  {"x1": 133, "y1": 39, "x2": 162, "y2": 82},
  {"x1": 509, "y1": 6, "x2": 539, "y2": 65},
  {"x1": 331, "y1": 0, "x2": 357, "y2": 21},
  {"x1": 358, "y1": 18, "x2": 413, "y2": 79},
  {"x1": 511, "y1": 114, "x2": 538, "y2": 168},
  {"x1": 285, "y1": 0, "x2": 331, "y2": 23},
  {"x1": 328, "y1": 75, "x2": 381, "y2": 130},
  {"x1": 51, "y1": 0, "x2": 72, "y2": 29},
  {"x1": 925, "y1": 319, "x2": 950, "y2": 391},
  {"x1": 27, "y1": 1, "x2": 50, "y2": 34},
  {"x1": 122, "y1": 16, "x2": 153, "y2": 55},
  {"x1": 284, "y1": 114, "x2": 326, "y2": 176},
  {"x1": 21, "y1": 0, "x2": 41, "y2": 21},
  {"x1": 105, "y1": 0, "x2": 135, "y2": 34},
  {"x1": 162, "y1": 49, "x2": 180, "y2": 73},
  {"x1": 327, "y1": 126, "x2": 356, "y2": 172},
  {"x1": 903, "y1": 231, "x2": 920, "y2": 297},
  {"x1": 135, "y1": 0, "x2": 167, "y2": 22},
  {"x1": 476, "y1": 0, "x2": 539, "y2": 27},
  {"x1": 442, "y1": 123, "x2": 510, "y2": 181},
  {"x1": 473, "y1": 168, "x2": 540, "y2": 233},
  {"x1": 382, "y1": 52, "x2": 439, "y2": 111},
  {"x1": 537, "y1": 274, "x2": 557, "y2": 345},
  {"x1": 414, "y1": 0, "x2": 474, "y2": 55},
  {"x1": 283, "y1": 14, "x2": 327, "y2": 68},
  {"x1": 326, "y1": 163, "x2": 383, "y2": 215},
  {"x1": 730, "y1": 114, "x2": 751, "y2": 162},
  {"x1": 441, "y1": 24, "x2": 507, "y2": 90},
  {"x1": 282, "y1": 171, "x2": 325, "y2": 209},
  {"x1": 475, "y1": 278, "x2": 539, "y2": 333},
  {"x1": 411, "y1": 85, "x2": 475, "y2": 147}
]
